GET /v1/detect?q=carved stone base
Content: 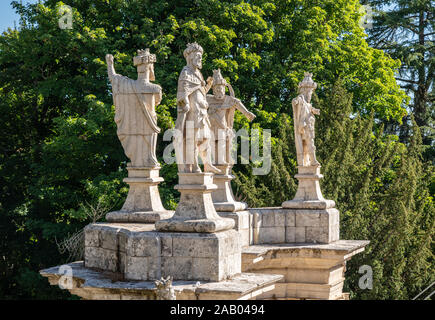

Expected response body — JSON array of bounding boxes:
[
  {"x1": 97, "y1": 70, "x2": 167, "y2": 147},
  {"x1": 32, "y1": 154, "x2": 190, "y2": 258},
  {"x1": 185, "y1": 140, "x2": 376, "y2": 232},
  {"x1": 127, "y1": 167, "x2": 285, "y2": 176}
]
[
  {"x1": 83, "y1": 223, "x2": 242, "y2": 282},
  {"x1": 282, "y1": 166, "x2": 335, "y2": 209},
  {"x1": 249, "y1": 207, "x2": 339, "y2": 244},
  {"x1": 242, "y1": 240, "x2": 369, "y2": 300},
  {"x1": 212, "y1": 165, "x2": 248, "y2": 212},
  {"x1": 106, "y1": 166, "x2": 173, "y2": 223},
  {"x1": 155, "y1": 173, "x2": 234, "y2": 233}
]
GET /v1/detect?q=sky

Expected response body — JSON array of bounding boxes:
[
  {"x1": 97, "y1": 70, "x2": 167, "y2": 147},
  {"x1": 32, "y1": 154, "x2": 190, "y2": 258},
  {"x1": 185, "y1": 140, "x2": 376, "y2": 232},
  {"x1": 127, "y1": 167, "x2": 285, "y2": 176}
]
[{"x1": 0, "y1": 0, "x2": 40, "y2": 32}]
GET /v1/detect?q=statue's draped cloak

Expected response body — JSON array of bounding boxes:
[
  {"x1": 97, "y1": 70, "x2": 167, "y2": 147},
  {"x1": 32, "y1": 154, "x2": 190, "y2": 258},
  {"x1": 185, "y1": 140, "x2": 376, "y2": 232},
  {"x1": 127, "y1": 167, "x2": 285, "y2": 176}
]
[
  {"x1": 207, "y1": 95, "x2": 237, "y2": 138},
  {"x1": 293, "y1": 95, "x2": 312, "y2": 135},
  {"x1": 176, "y1": 66, "x2": 210, "y2": 130},
  {"x1": 111, "y1": 74, "x2": 162, "y2": 136}
]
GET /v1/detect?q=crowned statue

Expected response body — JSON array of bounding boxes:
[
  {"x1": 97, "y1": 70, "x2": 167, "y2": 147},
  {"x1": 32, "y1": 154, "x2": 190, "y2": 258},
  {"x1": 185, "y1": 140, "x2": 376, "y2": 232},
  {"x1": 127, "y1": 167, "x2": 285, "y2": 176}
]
[
  {"x1": 105, "y1": 49, "x2": 172, "y2": 222},
  {"x1": 207, "y1": 69, "x2": 256, "y2": 166},
  {"x1": 174, "y1": 43, "x2": 221, "y2": 174},
  {"x1": 106, "y1": 49, "x2": 161, "y2": 168},
  {"x1": 292, "y1": 72, "x2": 320, "y2": 167}
]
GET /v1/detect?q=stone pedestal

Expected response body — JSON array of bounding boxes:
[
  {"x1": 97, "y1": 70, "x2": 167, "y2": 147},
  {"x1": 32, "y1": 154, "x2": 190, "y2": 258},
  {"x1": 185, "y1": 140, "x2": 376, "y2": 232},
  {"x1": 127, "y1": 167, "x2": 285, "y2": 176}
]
[
  {"x1": 83, "y1": 223, "x2": 241, "y2": 282},
  {"x1": 155, "y1": 172, "x2": 234, "y2": 233},
  {"x1": 212, "y1": 165, "x2": 248, "y2": 212},
  {"x1": 279, "y1": 166, "x2": 338, "y2": 244},
  {"x1": 242, "y1": 240, "x2": 369, "y2": 300},
  {"x1": 250, "y1": 207, "x2": 339, "y2": 244},
  {"x1": 282, "y1": 166, "x2": 335, "y2": 209},
  {"x1": 106, "y1": 166, "x2": 173, "y2": 223}
]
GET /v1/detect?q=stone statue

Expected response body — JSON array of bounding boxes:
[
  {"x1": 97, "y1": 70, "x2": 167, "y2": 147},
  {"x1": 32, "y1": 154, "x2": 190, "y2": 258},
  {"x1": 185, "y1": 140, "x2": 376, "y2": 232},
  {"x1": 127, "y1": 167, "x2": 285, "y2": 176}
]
[
  {"x1": 155, "y1": 43, "x2": 235, "y2": 234},
  {"x1": 155, "y1": 276, "x2": 176, "y2": 300},
  {"x1": 207, "y1": 69, "x2": 256, "y2": 165},
  {"x1": 106, "y1": 49, "x2": 161, "y2": 168},
  {"x1": 105, "y1": 50, "x2": 173, "y2": 223},
  {"x1": 282, "y1": 72, "x2": 335, "y2": 211},
  {"x1": 292, "y1": 72, "x2": 320, "y2": 167},
  {"x1": 174, "y1": 43, "x2": 220, "y2": 174}
]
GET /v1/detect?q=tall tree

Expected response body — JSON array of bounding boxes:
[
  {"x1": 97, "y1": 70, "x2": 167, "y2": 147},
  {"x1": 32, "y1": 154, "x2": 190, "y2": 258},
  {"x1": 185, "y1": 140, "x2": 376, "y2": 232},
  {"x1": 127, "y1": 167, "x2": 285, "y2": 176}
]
[{"x1": 364, "y1": 0, "x2": 434, "y2": 158}]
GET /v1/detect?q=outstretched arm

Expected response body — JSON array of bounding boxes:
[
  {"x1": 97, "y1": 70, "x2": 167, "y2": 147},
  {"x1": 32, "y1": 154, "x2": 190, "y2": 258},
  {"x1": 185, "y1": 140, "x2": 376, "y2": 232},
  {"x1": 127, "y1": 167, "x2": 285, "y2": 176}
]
[
  {"x1": 234, "y1": 98, "x2": 256, "y2": 121},
  {"x1": 311, "y1": 107, "x2": 320, "y2": 115},
  {"x1": 106, "y1": 54, "x2": 117, "y2": 82}
]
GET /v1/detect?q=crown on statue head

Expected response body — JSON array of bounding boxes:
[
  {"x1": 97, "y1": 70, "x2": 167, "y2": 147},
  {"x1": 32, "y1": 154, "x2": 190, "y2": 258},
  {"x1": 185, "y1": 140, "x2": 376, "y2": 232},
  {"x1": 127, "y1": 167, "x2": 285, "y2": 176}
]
[
  {"x1": 213, "y1": 69, "x2": 227, "y2": 86},
  {"x1": 133, "y1": 48, "x2": 156, "y2": 66},
  {"x1": 298, "y1": 72, "x2": 317, "y2": 91},
  {"x1": 183, "y1": 42, "x2": 204, "y2": 59}
]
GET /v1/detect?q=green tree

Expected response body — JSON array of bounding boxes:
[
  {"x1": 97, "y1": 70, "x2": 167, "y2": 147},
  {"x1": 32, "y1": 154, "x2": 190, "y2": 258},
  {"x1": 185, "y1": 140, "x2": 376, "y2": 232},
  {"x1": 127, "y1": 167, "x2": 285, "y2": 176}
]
[
  {"x1": 0, "y1": 0, "x2": 429, "y2": 300},
  {"x1": 364, "y1": 0, "x2": 434, "y2": 159}
]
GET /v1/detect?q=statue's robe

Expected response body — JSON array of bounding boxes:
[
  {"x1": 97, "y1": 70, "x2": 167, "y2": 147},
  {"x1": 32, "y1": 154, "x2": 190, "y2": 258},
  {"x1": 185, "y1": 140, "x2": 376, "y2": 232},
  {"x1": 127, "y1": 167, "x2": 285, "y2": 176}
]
[
  {"x1": 207, "y1": 95, "x2": 237, "y2": 141},
  {"x1": 176, "y1": 65, "x2": 211, "y2": 132},
  {"x1": 292, "y1": 95, "x2": 316, "y2": 166},
  {"x1": 174, "y1": 65, "x2": 214, "y2": 170},
  {"x1": 110, "y1": 74, "x2": 162, "y2": 167}
]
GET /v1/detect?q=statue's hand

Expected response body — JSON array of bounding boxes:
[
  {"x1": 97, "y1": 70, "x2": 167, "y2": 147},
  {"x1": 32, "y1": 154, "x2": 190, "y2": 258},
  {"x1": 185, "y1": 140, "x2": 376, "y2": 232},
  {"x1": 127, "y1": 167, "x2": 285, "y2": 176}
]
[
  {"x1": 312, "y1": 108, "x2": 320, "y2": 115},
  {"x1": 206, "y1": 77, "x2": 213, "y2": 86},
  {"x1": 183, "y1": 103, "x2": 190, "y2": 113},
  {"x1": 247, "y1": 112, "x2": 256, "y2": 121},
  {"x1": 106, "y1": 54, "x2": 114, "y2": 66}
]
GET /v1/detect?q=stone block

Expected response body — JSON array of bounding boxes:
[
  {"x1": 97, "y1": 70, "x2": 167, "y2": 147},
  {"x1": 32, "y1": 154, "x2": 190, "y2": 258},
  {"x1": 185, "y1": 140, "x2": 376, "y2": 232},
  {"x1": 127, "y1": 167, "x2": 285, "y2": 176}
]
[
  {"x1": 192, "y1": 257, "x2": 219, "y2": 280},
  {"x1": 257, "y1": 227, "x2": 286, "y2": 244},
  {"x1": 295, "y1": 227, "x2": 306, "y2": 242},
  {"x1": 160, "y1": 235, "x2": 172, "y2": 256},
  {"x1": 84, "y1": 247, "x2": 118, "y2": 272},
  {"x1": 129, "y1": 233, "x2": 160, "y2": 257},
  {"x1": 84, "y1": 226, "x2": 100, "y2": 247},
  {"x1": 306, "y1": 227, "x2": 328, "y2": 243},
  {"x1": 125, "y1": 256, "x2": 149, "y2": 280},
  {"x1": 295, "y1": 210, "x2": 321, "y2": 227},
  {"x1": 285, "y1": 227, "x2": 295, "y2": 242},
  {"x1": 285, "y1": 211, "x2": 296, "y2": 226},
  {"x1": 162, "y1": 256, "x2": 193, "y2": 280}
]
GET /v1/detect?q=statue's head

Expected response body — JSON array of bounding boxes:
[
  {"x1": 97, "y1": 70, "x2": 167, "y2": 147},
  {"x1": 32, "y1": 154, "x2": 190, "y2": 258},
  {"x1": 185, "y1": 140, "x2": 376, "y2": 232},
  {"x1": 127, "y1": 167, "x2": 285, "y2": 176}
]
[
  {"x1": 184, "y1": 42, "x2": 204, "y2": 70},
  {"x1": 298, "y1": 72, "x2": 317, "y2": 102},
  {"x1": 134, "y1": 48, "x2": 156, "y2": 81},
  {"x1": 212, "y1": 69, "x2": 227, "y2": 100}
]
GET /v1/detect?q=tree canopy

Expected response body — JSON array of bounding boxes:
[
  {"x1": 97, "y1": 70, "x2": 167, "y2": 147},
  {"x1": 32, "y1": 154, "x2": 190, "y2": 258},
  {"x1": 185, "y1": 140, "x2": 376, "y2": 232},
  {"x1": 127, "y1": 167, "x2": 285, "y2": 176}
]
[{"x1": 0, "y1": 0, "x2": 432, "y2": 299}]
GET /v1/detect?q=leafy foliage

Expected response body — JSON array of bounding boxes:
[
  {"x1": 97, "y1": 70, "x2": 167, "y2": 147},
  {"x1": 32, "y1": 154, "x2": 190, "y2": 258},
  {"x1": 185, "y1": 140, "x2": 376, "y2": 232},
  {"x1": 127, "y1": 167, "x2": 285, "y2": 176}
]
[{"x1": 0, "y1": 0, "x2": 432, "y2": 300}]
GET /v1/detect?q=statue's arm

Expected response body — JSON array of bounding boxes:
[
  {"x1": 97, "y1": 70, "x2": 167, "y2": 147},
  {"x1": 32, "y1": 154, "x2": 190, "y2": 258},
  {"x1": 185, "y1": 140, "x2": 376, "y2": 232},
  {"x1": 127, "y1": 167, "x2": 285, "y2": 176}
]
[
  {"x1": 292, "y1": 97, "x2": 303, "y2": 132},
  {"x1": 234, "y1": 98, "x2": 256, "y2": 121},
  {"x1": 106, "y1": 54, "x2": 117, "y2": 82},
  {"x1": 205, "y1": 77, "x2": 213, "y2": 93},
  {"x1": 311, "y1": 106, "x2": 320, "y2": 115},
  {"x1": 177, "y1": 80, "x2": 191, "y2": 113}
]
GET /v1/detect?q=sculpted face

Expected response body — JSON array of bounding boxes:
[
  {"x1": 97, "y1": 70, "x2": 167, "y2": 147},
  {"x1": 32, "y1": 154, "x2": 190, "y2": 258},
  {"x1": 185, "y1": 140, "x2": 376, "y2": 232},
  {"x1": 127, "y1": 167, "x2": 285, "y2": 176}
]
[
  {"x1": 190, "y1": 51, "x2": 203, "y2": 69},
  {"x1": 213, "y1": 84, "x2": 226, "y2": 100},
  {"x1": 301, "y1": 88, "x2": 313, "y2": 102},
  {"x1": 137, "y1": 63, "x2": 154, "y2": 81}
]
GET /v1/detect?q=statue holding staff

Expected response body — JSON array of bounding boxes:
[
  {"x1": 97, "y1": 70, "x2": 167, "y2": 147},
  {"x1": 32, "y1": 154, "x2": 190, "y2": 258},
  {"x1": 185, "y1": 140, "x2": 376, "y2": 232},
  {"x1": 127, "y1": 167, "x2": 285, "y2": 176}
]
[
  {"x1": 292, "y1": 72, "x2": 320, "y2": 167},
  {"x1": 207, "y1": 69, "x2": 256, "y2": 165}
]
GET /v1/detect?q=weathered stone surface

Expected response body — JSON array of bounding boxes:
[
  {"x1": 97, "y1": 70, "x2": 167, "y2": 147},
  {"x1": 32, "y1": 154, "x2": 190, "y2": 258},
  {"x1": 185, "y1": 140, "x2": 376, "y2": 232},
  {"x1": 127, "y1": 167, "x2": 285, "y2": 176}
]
[
  {"x1": 248, "y1": 207, "x2": 339, "y2": 244},
  {"x1": 218, "y1": 210, "x2": 250, "y2": 248},
  {"x1": 156, "y1": 173, "x2": 235, "y2": 233},
  {"x1": 39, "y1": 261, "x2": 282, "y2": 300},
  {"x1": 242, "y1": 240, "x2": 369, "y2": 300},
  {"x1": 84, "y1": 223, "x2": 241, "y2": 282}
]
